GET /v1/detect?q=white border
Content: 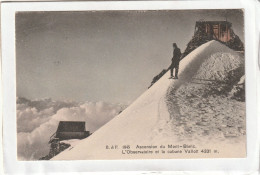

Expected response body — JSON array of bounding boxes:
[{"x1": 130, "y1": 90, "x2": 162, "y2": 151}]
[{"x1": 1, "y1": 0, "x2": 259, "y2": 174}]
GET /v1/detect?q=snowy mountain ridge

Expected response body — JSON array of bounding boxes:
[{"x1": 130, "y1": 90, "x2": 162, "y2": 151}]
[{"x1": 52, "y1": 40, "x2": 245, "y2": 160}]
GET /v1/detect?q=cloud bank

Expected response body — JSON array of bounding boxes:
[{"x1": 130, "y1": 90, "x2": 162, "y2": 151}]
[{"x1": 17, "y1": 97, "x2": 124, "y2": 160}]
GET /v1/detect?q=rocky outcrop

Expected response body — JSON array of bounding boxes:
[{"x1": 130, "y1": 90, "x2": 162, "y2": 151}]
[
  {"x1": 39, "y1": 141, "x2": 70, "y2": 160},
  {"x1": 148, "y1": 69, "x2": 168, "y2": 88},
  {"x1": 230, "y1": 75, "x2": 245, "y2": 102}
]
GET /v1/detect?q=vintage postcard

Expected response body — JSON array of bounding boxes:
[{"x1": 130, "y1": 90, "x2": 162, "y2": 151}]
[{"x1": 15, "y1": 9, "x2": 246, "y2": 161}]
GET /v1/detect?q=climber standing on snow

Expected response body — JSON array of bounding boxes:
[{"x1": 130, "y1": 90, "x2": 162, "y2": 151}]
[{"x1": 169, "y1": 43, "x2": 181, "y2": 79}]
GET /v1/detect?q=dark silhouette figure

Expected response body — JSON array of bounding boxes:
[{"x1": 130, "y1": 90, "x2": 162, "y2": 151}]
[{"x1": 170, "y1": 43, "x2": 181, "y2": 79}]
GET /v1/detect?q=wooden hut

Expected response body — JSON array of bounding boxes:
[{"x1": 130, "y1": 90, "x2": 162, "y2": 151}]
[
  {"x1": 49, "y1": 121, "x2": 90, "y2": 143},
  {"x1": 194, "y1": 21, "x2": 232, "y2": 42}
]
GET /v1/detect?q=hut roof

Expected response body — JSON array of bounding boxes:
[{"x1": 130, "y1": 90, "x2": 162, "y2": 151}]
[
  {"x1": 196, "y1": 21, "x2": 232, "y2": 26},
  {"x1": 56, "y1": 121, "x2": 86, "y2": 132}
]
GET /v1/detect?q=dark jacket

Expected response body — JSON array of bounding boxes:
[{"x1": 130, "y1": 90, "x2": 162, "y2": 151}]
[{"x1": 171, "y1": 47, "x2": 181, "y2": 67}]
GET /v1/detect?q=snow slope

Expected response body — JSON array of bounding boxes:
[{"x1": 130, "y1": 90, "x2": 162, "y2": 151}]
[
  {"x1": 165, "y1": 44, "x2": 245, "y2": 143},
  {"x1": 53, "y1": 41, "x2": 245, "y2": 160}
]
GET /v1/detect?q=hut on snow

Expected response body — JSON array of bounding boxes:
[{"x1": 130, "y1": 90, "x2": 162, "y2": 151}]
[
  {"x1": 49, "y1": 121, "x2": 90, "y2": 143},
  {"x1": 194, "y1": 21, "x2": 232, "y2": 43}
]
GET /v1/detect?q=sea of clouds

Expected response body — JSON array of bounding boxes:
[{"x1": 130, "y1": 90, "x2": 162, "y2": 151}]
[{"x1": 17, "y1": 97, "x2": 125, "y2": 160}]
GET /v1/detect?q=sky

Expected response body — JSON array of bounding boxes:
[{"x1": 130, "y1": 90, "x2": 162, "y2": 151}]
[{"x1": 16, "y1": 9, "x2": 244, "y2": 104}]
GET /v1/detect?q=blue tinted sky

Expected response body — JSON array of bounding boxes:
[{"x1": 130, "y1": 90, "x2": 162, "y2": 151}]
[{"x1": 16, "y1": 10, "x2": 244, "y2": 104}]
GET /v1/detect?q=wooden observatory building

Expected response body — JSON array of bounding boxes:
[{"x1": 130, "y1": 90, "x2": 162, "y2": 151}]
[
  {"x1": 194, "y1": 20, "x2": 232, "y2": 43},
  {"x1": 49, "y1": 121, "x2": 90, "y2": 143}
]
